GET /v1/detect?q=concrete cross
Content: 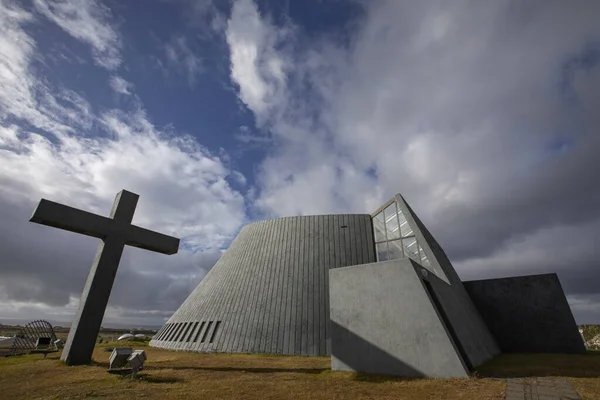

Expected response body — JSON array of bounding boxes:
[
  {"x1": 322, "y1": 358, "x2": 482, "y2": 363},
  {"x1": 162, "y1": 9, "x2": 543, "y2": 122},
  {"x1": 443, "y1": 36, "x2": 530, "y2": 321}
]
[{"x1": 29, "y1": 190, "x2": 180, "y2": 365}]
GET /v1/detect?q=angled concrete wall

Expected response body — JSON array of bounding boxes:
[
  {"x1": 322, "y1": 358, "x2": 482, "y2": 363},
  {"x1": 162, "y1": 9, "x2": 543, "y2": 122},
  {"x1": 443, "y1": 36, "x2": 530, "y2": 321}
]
[
  {"x1": 394, "y1": 195, "x2": 501, "y2": 368},
  {"x1": 329, "y1": 259, "x2": 469, "y2": 378},
  {"x1": 464, "y1": 273, "x2": 586, "y2": 354},
  {"x1": 150, "y1": 214, "x2": 376, "y2": 356}
]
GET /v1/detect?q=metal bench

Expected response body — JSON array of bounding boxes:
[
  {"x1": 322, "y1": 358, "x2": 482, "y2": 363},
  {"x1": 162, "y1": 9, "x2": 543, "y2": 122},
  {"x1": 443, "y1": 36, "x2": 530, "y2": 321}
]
[{"x1": 30, "y1": 337, "x2": 58, "y2": 358}]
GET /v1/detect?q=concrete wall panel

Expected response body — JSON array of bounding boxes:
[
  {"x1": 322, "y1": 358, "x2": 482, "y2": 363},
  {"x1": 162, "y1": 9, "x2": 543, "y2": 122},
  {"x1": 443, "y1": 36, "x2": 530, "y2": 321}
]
[
  {"x1": 150, "y1": 214, "x2": 375, "y2": 355},
  {"x1": 395, "y1": 194, "x2": 501, "y2": 368},
  {"x1": 464, "y1": 273, "x2": 586, "y2": 354},
  {"x1": 329, "y1": 259, "x2": 468, "y2": 378}
]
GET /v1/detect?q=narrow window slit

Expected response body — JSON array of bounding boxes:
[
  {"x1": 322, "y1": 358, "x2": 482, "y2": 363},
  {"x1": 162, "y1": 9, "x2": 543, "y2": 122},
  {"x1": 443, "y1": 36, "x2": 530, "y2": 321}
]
[
  {"x1": 179, "y1": 323, "x2": 192, "y2": 342},
  {"x1": 209, "y1": 321, "x2": 221, "y2": 343},
  {"x1": 193, "y1": 321, "x2": 206, "y2": 342},
  {"x1": 187, "y1": 321, "x2": 199, "y2": 342},
  {"x1": 201, "y1": 321, "x2": 214, "y2": 343}
]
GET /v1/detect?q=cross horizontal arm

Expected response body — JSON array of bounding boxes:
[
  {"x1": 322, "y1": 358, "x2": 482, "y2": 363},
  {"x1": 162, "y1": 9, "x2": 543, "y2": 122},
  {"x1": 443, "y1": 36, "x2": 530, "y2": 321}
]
[
  {"x1": 30, "y1": 199, "x2": 112, "y2": 239},
  {"x1": 126, "y1": 225, "x2": 180, "y2": 255}
]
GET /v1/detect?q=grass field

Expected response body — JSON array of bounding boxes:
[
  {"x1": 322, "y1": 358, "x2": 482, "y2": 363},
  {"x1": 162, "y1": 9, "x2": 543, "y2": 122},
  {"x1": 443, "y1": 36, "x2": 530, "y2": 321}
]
[{"x1": 1, "y1": 341, "x2": 599, "y2": 400}]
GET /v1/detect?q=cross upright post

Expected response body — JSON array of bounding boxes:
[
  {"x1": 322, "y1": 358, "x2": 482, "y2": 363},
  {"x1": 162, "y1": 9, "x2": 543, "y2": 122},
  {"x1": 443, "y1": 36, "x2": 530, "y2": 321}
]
[{"x1": 30, "y1": 190, "x2": 180, "y2": 365}]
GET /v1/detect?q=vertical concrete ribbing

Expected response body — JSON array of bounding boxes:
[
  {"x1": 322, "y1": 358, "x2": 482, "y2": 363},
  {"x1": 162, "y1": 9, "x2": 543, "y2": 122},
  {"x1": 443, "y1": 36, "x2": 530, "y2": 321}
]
[
  {"x1": 295, "y1": 216, "x2": 305, "y2": 355},
  {"x1": 304, "y1": 216, "x2": 312, "y2": 355},
  {"x1": 202, "y1": 234, "x2": 239, "y2": 352},
  {"x1": 243, "y1": 220, "x2": 265, "y2": 353},
  {"x1": 265, "y1": 217, "x2": 282, "y2": 351},
  {"x1": 284, "y1": 216, "x2": 297, "y2": 355},
  {"x1": 154, "y1": 324, "x2": 167, "y2": 341},
  {"x1": 319, "y1": 215, "x2": 329, "y2": 355},
  {"x1": 155, "y1": 323, "x2": 169, "y2": 341},
  {"x1": 226, "y1": 223, "x2": 258, "y2": 352},
  {"x1": 152, "y1": 214, "x2": 375, "y2": 356},
  {"x1": 237, "y1": 222, "x2": 263, "y2": 352},
  {"x1": 312, "y1": 215, "x2": 322, "y2": 355},
  {"x1": 218, "y1": 224, "x2": 254, "y2": 352},
  {"x1": 197, "y1": 234, "x2": 241, "y2": 350},
  {"x1": 248, "y1": 219, "x2": 274, "y2": 352},
  {"x1": 238, "y1": 222, "x2": 267, "y2": 352},
  {"x1": 256, "y1": 218, "x2": 277, "y2": 352},
  {"x1": 364, "y1": 215, "x2": 375, "y2": 263},
  {"x1": 268, "y1": 216, "x2": 284, "y2": 354},
  {"x1": 275, "y1": 217, "x2": 289, "y2": 354},
  {"x1": 348, "y1": 214, "x2": 358, "y2": 266},
  {"x1": 254, "y1": 218, "x2": 276, "y2": 352}
]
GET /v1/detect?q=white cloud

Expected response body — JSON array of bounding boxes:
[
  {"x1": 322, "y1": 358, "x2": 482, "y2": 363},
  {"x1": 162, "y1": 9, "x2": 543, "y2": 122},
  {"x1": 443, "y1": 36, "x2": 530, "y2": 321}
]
[
  {"x1": 163, "y1": 36, "x2": 204, "y2": 86},
  {"x1": 109, "y1": 75, "x2": 133, "y2": 95},
  {"x1": 0, "y1": 1, "x2": 73, "y2": 135},
  {"x1": 226, "y1": 0, "x2": 289, "y2": 124},
  {"x1": 226, "y1": 0, "x2": 600, "y2": 322},
  {"x1": 33, "y1": 0, "x2": 121, "y2": 70},
  {"x1": 0, "y1": 0, "x2": 247, "y2": 325},
  {"x1": 230, "y1": 170, "x2": 247, "y2": 186},
  {"x1": 0, "y1": 124, "x2": 20, "y2": 146}
]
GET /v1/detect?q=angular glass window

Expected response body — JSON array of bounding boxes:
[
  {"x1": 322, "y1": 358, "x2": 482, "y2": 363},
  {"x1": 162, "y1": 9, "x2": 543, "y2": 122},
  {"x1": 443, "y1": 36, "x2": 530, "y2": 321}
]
[
  {"x1": 402, "y1": 237, "x2": 419, "y2": 261},
  {"x1": 388, "y1": 239, "x2": 404, "y2": 260},
  {"x1": 418, "y1": 243, "x2": 431, "y2": 267},
  {"x1": 384, "y1": 203, "x2": 401, "y2": 239},
  {"x1": 373, "y1": 211, "x2": 387, "y2": 242},
  {"x1": 398, "y1": 210, "x2": 413, "y2": 237},
  {"x1": 376, "y1": 242, "x2": 389, "y2": 261}
]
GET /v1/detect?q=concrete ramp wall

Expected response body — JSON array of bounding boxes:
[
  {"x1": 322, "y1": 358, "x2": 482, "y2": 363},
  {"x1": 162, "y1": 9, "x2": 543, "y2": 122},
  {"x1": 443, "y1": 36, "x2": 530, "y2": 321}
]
[
  {"x1": 464, "y1": 273, "x2": 586, "y2": 354},
  {"x1": 329, "y1": 259, "x2": 469, "y2": 378}
]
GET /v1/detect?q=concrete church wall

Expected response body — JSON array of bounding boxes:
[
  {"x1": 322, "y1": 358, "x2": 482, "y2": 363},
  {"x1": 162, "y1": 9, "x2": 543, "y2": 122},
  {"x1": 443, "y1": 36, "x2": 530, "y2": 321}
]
[
  {"x1": 150, "y1": 214, "x2": 376, "y2": 356},
  {"x1": 395, "y1": 195, "x2": 501, "y2": 368},
  {"x1": 329, "y1": 259, "x2": 469, "y2": 377},
  {"x1": 464, "y1": 273, "x2": 586, "y2": 354}
]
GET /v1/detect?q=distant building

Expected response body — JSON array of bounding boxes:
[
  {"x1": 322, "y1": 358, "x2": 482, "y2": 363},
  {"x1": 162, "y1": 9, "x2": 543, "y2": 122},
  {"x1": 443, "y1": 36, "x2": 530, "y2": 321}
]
[{"x1": 151, "y1": 192, "x2": 586, "y2": 378}]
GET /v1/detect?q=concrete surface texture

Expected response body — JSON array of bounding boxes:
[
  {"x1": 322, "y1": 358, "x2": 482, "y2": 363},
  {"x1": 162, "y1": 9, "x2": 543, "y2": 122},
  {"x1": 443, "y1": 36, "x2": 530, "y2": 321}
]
[
  {"x1": 329, "y1": 259, "x2": 469, "y2": 378},
  {"x1": 30, "y1": 190, "x2": 180, "y2": 365},
  {"x1": 327, "y1": 195, "x2": 501, "y2": 377},
  {"x1": 151, "y1": 214, "x2": 376, "y2": 356},
  {"x1": 505, "y1": 378, "x2": 581, "y2": 400},
  {"x1": 394, "y1": 195, "x2": 501, "y2": 368},
  {"x1": 464, "y1": 273, "x2": 587, "y2": 354}
]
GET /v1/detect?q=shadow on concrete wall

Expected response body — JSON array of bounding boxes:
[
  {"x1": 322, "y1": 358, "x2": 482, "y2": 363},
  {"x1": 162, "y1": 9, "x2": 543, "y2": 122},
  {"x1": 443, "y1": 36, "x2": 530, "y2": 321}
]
[
  {"x1": 464, "y1": 274, "x2": 586, "y2": 355},
  {"x1": 331, "y1": 321, "x2": 426, "y2": 379}
]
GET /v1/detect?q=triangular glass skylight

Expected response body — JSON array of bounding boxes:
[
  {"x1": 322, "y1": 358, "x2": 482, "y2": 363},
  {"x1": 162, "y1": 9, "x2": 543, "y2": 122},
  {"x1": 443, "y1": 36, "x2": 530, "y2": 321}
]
[{"x1": 372, "y1": 198, "x2": 431, "y2": 270}]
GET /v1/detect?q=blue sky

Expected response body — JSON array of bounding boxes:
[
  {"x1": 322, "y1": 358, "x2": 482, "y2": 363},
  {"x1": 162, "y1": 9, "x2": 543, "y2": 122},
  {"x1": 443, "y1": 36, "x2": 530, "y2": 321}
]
[{"x1": 1, "y1": 0, "x2": 600, "y2": 327}]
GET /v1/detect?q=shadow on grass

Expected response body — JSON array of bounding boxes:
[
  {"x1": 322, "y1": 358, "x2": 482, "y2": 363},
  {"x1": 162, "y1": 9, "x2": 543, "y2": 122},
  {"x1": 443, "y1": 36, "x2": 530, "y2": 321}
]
[
  {"x1": 90, "y1": 356, "x2": 328, "y2": 375},
  {"x1": 351, "y1": 372, "x2": 419, "y2": 383},
  {"x1": 90, "y1": 360, "x2": 110, "y2": 369},
  {"x1": 138, "y1": 374, "x2": 184, "y2": 384},
  {"x1": 145, "y1": 365, "x2": 329, "y2": 374},
  {"x1": 474, "y1": 351, "x2": 600, "y2": 378}
]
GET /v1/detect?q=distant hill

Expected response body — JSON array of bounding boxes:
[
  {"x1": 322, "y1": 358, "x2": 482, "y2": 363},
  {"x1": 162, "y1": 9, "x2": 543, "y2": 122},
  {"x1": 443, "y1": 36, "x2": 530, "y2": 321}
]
[{"x1": 0, "y1": 318, "x2": 162, "y2": 331}]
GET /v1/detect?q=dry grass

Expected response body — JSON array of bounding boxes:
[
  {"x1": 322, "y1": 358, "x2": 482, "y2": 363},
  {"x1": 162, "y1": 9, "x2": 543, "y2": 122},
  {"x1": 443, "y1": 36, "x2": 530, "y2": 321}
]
[
  {"x1": 476, "y1": 351, "x2": 600, "y2": 400},
  {"x1": 0, "y1": 344, "x2": 505, "y2": 400},
  {"x1": 1, "y1": 343, "x2": 599, "y2": 400}
]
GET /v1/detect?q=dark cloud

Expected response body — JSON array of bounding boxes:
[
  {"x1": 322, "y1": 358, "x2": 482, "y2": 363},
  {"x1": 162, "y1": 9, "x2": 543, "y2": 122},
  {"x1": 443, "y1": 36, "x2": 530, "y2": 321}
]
[
  {"x1": 2, "y1": 0, "x2": 599, "y2": 328},
  {"x1": 0, "y1": 193, "x2": 221, "y2": 323},
  {"x1": 226, "y1": 1, "x2": 600, "y2": 323},
  {"x1": 0, "y1": 1, "x2": 245, "y2": 327}
]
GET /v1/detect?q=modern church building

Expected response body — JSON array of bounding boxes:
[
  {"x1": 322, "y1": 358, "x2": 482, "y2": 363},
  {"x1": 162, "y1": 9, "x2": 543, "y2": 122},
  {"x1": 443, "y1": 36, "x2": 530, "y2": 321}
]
[{"x1": 150, "y1": 193, "x2": 585, "y2": 377}]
